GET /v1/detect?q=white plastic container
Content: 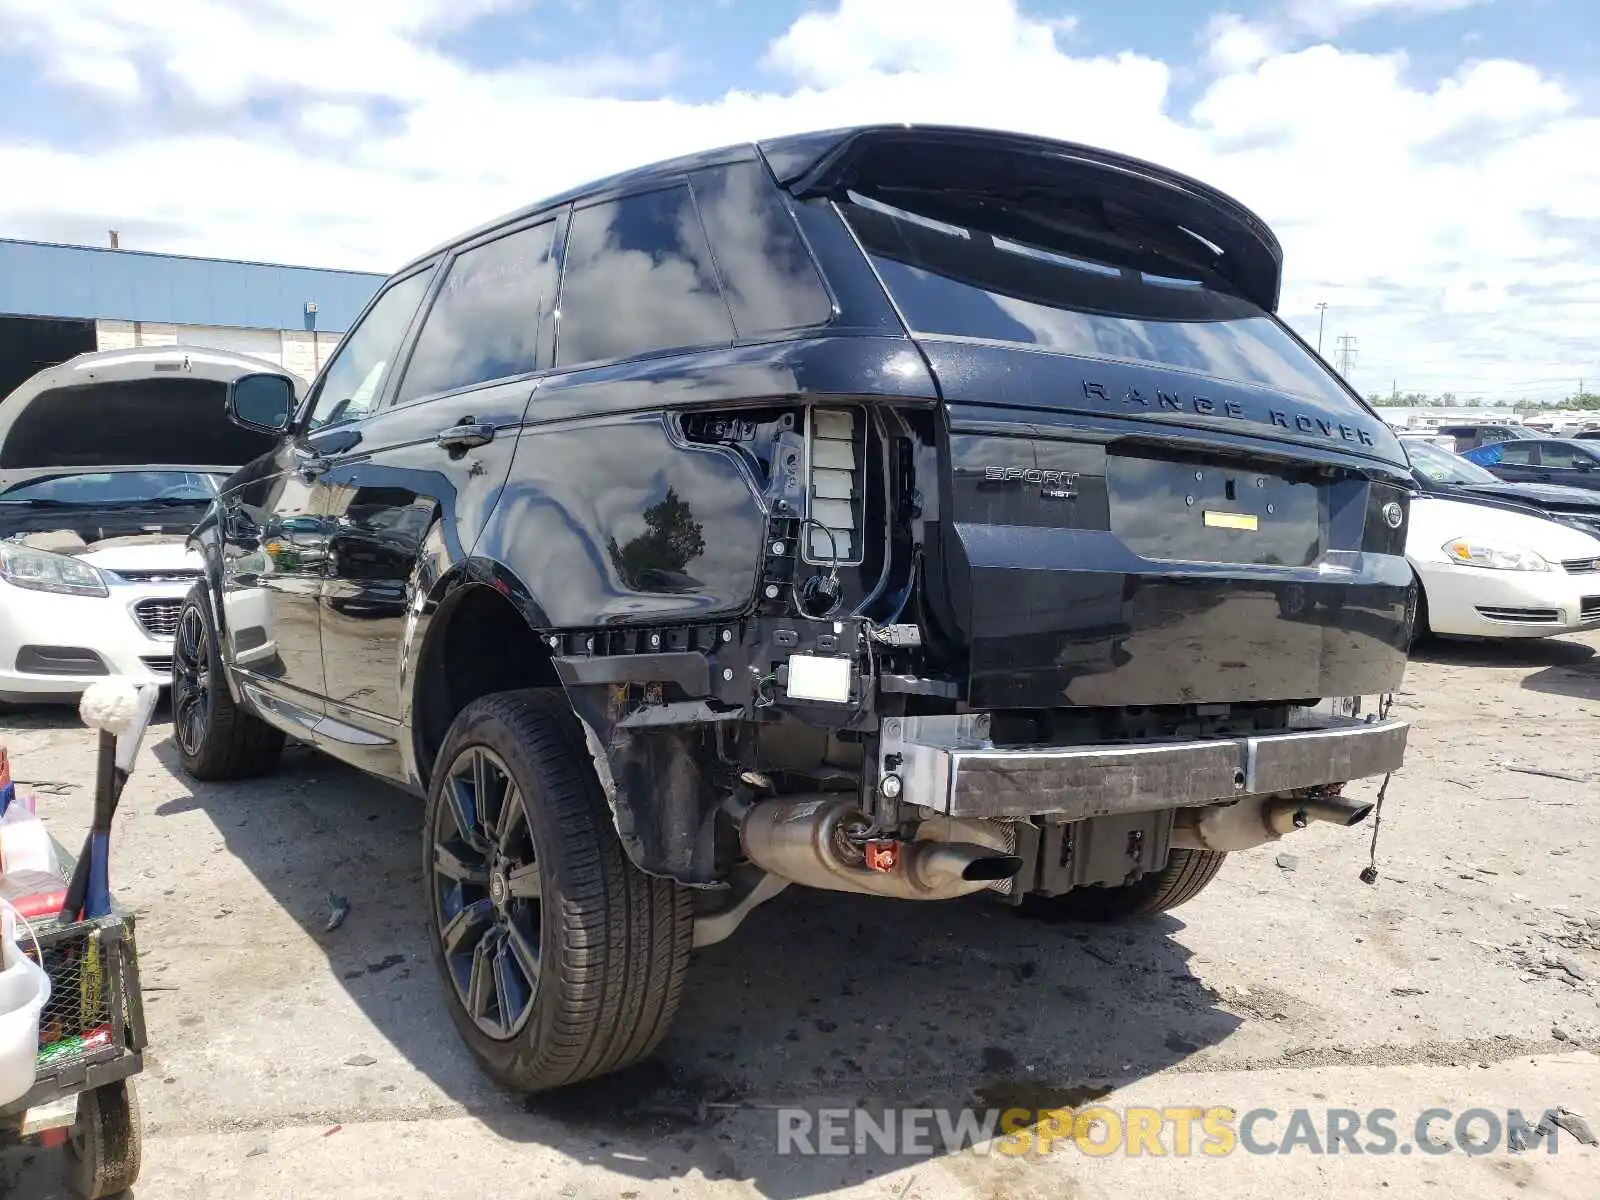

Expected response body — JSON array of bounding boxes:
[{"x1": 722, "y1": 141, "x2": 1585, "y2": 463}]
[
  {"x1": 0, "y1": 903, "x2": 50, "y2": 1107},
  {"x1": 0, "y1": 803, "x2": 58, "y2": 876}
]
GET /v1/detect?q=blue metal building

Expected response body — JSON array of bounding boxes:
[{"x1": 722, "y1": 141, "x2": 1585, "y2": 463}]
[{"x1": 0, "y1": 236, "x2": 386, "y2": 399}]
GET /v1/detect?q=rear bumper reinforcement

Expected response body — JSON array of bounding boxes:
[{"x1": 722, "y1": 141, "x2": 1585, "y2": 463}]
[{"x1": 879, "y1": 714, "x2": 1409, "y2": 822}]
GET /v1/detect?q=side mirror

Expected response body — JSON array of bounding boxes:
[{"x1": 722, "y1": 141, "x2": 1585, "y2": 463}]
[{"x1": 227, "y1": 373, "x2": 296, "y2": 434}]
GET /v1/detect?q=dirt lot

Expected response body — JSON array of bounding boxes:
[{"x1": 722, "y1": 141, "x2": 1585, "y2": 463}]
[{"x1": 2, "y1": 632, "x2": 1598, "y2": 1199}]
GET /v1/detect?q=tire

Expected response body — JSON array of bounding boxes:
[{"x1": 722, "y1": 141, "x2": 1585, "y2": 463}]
[
  {"x1": 1021, "y1": 848, "x2": 1228, "y2": 923},
  {"x1": 424, "y1": 689, "x2": 694, "y2": 1094},
  {"x1": 1408, "y1": 573, "x2": 1431, "y2": 649},
  {"x1": 171, "y1": 584, "x2": 285, "y2": 782},
  {"x1": 67, "y1": 1080, "x2": 141, "y2": 1199}
]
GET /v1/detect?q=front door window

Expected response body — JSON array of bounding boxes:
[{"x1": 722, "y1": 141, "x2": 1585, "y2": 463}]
[{"x1": 304, "y1": 268, "x2": 436, "y2": 432}]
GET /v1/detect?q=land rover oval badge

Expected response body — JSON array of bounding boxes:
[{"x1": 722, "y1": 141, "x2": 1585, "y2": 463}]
[{"x1": 1382, "y1": 501, "x2": 1404, "y2": 529}]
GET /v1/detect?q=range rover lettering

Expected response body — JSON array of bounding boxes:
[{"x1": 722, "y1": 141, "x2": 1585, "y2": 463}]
[{"x1": 175, "y1": 125, "x2": 1416, "y2": 1094}]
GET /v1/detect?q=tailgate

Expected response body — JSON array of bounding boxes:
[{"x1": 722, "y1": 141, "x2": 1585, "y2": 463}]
[{"x1": 925, "y1": 389, "x2": 1413, "y2": 710}]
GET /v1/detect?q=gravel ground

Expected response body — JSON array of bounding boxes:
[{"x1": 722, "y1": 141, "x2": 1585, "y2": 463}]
[{"x1": 2, "y1": 630, "x2": 1597, "y2": 1198}]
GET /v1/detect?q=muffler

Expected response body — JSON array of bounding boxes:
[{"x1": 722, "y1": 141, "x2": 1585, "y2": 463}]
[
  {"x1": 738, "y1": 797, "x2": 1023, "y2": 900},
  {"x1": 1172, "y1": 791, "x2": 1375, "y2": 853}
]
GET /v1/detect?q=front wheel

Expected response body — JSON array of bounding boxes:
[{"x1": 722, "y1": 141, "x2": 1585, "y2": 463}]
[
  {"x1": 1408, "y1": 573, "x2": 1431, "y2": 649},
  {"x1": 67, "y1": 1080, "x2": 141, "y2": 1199},
  {"x1": 171, "y1": 585, "x2": 285, "y2": 781},
  {"x1": 424, "y1": 690, "x2": 694, "y2": 1094},
  {"x1": 1021, "y1": 848, "x2": 1228, "y2": 922}
]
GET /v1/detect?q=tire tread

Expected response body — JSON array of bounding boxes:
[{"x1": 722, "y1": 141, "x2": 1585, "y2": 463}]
[{"x1": 428, "y1": 689, "x2": 692, "y2": 1092}]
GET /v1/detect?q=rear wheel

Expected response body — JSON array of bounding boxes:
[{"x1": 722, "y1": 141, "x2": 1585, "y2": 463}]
[
  {"x1": 424, "y1": 690, "x2": 694, "y2": 1094},
  {"x1": 171, "y1": 585, "x2": 284, "y2": 781},
  {"x1": 1021, "y1": 848, "x2": 1228, "y2": 922}
]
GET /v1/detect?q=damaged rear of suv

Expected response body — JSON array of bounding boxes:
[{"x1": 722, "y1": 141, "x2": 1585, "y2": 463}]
[{"x1": 182, "y1": 124, "x2": 1415, "y2": 1094}]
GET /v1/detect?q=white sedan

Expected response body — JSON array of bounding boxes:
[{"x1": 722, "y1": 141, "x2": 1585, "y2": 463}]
[
  {"x1": 0, "y1": 470, "x2": 219, "y2": 703},
  {"x1": 1408, "y1": 493, "x2": 1600, "y2": 639},
  {"x1": 0, "y1": 343, "x2": 293, "y2": 705}
]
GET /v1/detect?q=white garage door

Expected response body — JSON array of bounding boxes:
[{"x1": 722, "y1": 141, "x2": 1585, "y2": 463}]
[{"x1": 173, "y1": 324, "x2": 284, "y2": 366}]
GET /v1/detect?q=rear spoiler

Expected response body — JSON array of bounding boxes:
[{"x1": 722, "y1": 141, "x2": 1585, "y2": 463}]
[{"x1": 758, "y1": 124, "x2": 1284, "y2": 313}]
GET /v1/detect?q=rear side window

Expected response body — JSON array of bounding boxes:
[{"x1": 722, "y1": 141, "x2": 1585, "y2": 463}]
[
  {"x1": 397, "y1": 220, "x2": 558, "y2": 403},
  {"x1": 556, "y1": 184, "x2": 733, "y2": 369},
  {"x1": 692, "y1": 161, "x2": 832, "y2": 337},
  {"x1": 1541, "y1": 443, "x2": 1599, "y2": 468},
  {"x1": 840, "y1": 191, "x2": 1350, "y2": 406}
]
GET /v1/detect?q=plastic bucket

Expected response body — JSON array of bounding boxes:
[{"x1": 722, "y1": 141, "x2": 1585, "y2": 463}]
[{"x1": 0, "y1": 903, "x2": 50, "y2": 1108}]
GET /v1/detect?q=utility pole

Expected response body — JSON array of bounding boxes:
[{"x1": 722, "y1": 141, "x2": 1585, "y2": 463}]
[
  {"x1": 1315, "y1": 302, "x2": 1328, "y2": 355},
  {"x1": 1335, "y1": 335, "x2": 1357, "y2": 379}
]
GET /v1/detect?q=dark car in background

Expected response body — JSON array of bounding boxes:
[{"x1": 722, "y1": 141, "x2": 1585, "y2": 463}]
[
  {"x1": 1434, "y1": 422, "x2": 1539, "y2": 452},
  {"x1": 168, "y1": 123, "x2": 1416, "y2": 1095},
  {"x1": 1405, "y1": 438, "x2": 1600, "y2": 539},
  {"x1": 1463, "y1": 437, "x2": 1600, "y2": 493}
]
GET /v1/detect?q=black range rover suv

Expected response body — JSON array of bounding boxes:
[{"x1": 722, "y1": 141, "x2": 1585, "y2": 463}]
[{"x1": 175, "y1": 124, "x2": 1415, "y2": 1093}]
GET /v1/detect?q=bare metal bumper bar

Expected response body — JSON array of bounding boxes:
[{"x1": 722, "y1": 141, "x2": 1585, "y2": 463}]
[{"x1": 879, "y1": 714, "x2": 1410, "y2": 822}]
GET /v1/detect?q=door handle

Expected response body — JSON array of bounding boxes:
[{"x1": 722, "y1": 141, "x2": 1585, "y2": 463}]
[{"x1": 436, "y1": 422, "x2": 496, "y2": 451}]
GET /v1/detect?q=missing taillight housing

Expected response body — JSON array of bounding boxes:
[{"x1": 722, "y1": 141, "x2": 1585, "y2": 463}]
[{"x1": 803, "y1": 406, "x2": 865, "y2": 566}]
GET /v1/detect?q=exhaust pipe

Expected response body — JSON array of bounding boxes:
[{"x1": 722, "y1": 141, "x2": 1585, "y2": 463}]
[
  {"x1": 739, "y1": 797, "x2": 1023, "y2": 900},
  {"x1": 1265, "y1": 793, "x2": 1374, "y2": 833},
  {"x1": 1173, "y1": 791, "x2": 1374, "y2": 853}
]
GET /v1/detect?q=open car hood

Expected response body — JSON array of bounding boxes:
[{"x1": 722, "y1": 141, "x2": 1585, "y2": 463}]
[
  {"x1": 0, "y1": 344, "x2": 300, "y2": 490},
  {"x1": 759, "y1": 124, "x2": 1284, "y2": 311}
]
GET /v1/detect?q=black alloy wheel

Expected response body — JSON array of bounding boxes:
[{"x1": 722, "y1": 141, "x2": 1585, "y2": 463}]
[
  {"x1": 169, "y1": 584, "x2": 284, "y2": 781},
  {"x1": 423, "y1": 690, "x2": 693, "y2": 1093},
  {"x1": 171, "y1": 605, "x2": 211, "y2": 758},
  {"x1": 430, "y1": 745, "x2": 543, "y2": 1040}
]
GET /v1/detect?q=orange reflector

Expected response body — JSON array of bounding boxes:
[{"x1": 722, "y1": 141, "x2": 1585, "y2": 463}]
[{"x1": 864, "y1": 840, "x2": 900, "y2": 873}]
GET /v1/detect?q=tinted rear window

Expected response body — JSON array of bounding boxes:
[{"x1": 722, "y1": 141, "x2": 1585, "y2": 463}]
[
  {"x1": 692, "y1": 161, "x2": 833, "y2": 337},
  {"x1": 840, "y1": 192, "x2": 1349, "y2": 406}
]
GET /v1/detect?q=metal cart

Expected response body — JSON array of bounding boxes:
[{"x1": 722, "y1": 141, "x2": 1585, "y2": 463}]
[{"x1": 0, "y1": 840, "x2": 147, "y2": 1199}]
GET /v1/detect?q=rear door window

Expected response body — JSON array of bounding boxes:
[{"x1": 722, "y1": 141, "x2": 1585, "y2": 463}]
[
  {"x1": 396, "y1": 220, "x2": 558, "y2": 404},
  {"x1": 839, "y1": 191, "x2": 1351, "y2": 406},
  {"x1": 555, "y1": 184, "x2": 734, "y2": 369}
]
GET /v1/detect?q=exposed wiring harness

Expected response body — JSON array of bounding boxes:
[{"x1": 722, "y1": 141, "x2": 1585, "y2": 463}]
[
  {"x1": 1359, "y1": 691, "x2": 1396, "y2": 885},
  {"x1": 792, "y1": 516, "x2": 844, "y2": 621}
]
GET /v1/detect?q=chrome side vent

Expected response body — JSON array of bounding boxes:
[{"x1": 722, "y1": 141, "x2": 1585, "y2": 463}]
[{"x1": 803, "y1": 406, "x2": 864, "y2": 565}]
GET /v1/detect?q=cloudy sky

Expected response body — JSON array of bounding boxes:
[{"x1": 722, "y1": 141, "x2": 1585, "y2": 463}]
[{"x1": 0, "y1": 0, "x2": 1595, "y2": 403}]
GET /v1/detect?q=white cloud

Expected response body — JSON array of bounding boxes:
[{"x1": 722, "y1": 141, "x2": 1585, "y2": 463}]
[
  {"x1": 1286, "y1": 0, "x2": 1489, "y2": 38},
  {"x1": 1204, "y1": 0, "x2": 1493, "y2": 81},
  {"x1": 1204, "y1": 14, "x2": 1280, "y2": 72},
  {"x1": 0, "y1": 0, "x2": 1593, "y2": 402}
]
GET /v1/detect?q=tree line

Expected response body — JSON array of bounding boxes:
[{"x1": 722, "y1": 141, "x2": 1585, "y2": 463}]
[{"x1": 1365, "y1": 392, "x2": 1600, "y2": 412}]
